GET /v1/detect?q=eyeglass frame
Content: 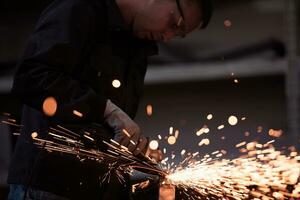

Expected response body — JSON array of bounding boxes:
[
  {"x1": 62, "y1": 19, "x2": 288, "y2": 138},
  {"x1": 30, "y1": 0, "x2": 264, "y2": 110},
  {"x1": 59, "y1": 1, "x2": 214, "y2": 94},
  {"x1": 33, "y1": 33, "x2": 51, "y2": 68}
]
[{"x1": 174, "y1": 0, "x2": 186, "y2": 37}]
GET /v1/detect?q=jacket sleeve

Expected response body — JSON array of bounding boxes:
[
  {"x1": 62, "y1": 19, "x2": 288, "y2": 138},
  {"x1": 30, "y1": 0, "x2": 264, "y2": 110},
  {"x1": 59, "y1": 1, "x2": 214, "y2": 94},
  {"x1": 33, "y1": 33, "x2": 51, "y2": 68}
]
[
  {"x1": 11, "y1": 0, "x2": 107, "y2": 123},
  {"x1": 12, "y1": 0, "x2": 106, "y2": 122}
]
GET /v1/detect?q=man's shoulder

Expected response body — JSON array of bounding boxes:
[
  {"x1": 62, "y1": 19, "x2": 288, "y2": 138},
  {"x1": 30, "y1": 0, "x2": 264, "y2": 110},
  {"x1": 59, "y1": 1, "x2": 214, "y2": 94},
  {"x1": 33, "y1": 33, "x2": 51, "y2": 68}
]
[
  {"x1": 40, "y1": 0, "x2": 104, "y2": 19},
  {"x1": 36, "y1": 0, "x2": 106, "y2": 29}
]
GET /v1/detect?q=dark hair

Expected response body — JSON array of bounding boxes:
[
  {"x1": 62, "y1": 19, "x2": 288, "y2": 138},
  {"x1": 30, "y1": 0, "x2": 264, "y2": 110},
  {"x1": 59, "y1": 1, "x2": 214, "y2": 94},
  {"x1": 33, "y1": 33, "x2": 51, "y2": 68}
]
[{"x1": 198, "y1": 0, "x2": 213, "y2": 29}]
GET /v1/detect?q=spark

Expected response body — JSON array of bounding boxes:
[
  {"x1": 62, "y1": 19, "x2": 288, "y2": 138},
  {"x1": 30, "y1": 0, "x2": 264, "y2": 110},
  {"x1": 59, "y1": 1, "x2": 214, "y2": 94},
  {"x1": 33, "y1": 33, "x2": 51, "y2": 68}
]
[
  {"x1": 228, "y1": 115, "x2": 238, "y2": 126},
  {"x1": 216, "y1": 153, "x2": 223, "y2": 158},
  {"x1": 175, "y1": 130, "x2": 179, "y2": 138},
  {"x1": 43, "y1": 97, "x2": 57, "y2": 116},
  {"x1": 84, "y1": 134, "x2": 94, "y2": 141},
  {"x1": 122, "y1": 129, "x2": 131, "y2": 138},
  {"x1": 56, "y1": 125, "x2": 80, "y2": 138},
  {"x1": 112, "y1": 79, "x2": 121, "y2": 88},
  {"x1": 169, "y1": 127, "x2": 174, "y2": 135},
  {"x1": 165, "y1": 144, "x2": 300, "y2": 200},
  {"x1": 7, "y1": 118, "x2": 16, "y2": 123},
  {"x1": 234, "y1": 79, "x2": 239, "y2": 84},
  {"x1": 158, "y1": 135, "x2": 162, "y2": 140},
  {"x1": 167, "y1": 136, "x2": 177, "y2": 145},
  {"x1": 198, "y1": 138, "x2": 210, "y2": 146},
  {"x1": 192, "y1": 152, "x2": 199, "y2": 157},
  {"x1": 1, "y1": 120, "x2": 22, "y2": 127},
  {"x1": 217, "y1": 125, "x2": 225, "y2": 130},
  {"x1": 172, "y1": 154, "x2": 176, "y2": 159},
  {"x1": 246, "y1": 142, "x2": 257, "y2": 151},
  {"x1": 268, "y1": 129, "x2": 283, "y2": 138},
  {"x1": 2, "y1": 112, "x2": 11, "y2": 116},
  {"x1": 207, "y1": 114, "x2": 213, "y2": 120},
  {"x1": 146, "y1": 105, "x2": 153, "y2": 116},
  {"x1": 6, "y1": 114, "x2": 300, "y2": 200},
  {"x1": 181, "y1": 149, "x2": 186, "y2": 156},
  {"x1": 265, "y1": 140, "x2": 275, "y2": 145},
  {"x1": 196, "y1": 126, "x2": 209, "y2": 136},
  {"x1": 203, "y1": 127, "x2": 209, "y2": 133},
  {"x1": 235, "y1": 141, "x2": 246, "y2": 148},
  {"x1": 31, "y1": 132, "x2": 38, "y2": 138},
  {"x1": 196, "y1": 128, "x2": 205, "y2": 136},
  {"x1": 73, "y1": 110, "x2": 83, "y2": 117},
  {"x1": 212, "y1": 151, "x2": 219, "y2": 155},
  {"x1": 221, "y1": 150, "x2": 227, "y2": 155},
  {"x1": 149, "y1": 140, "x2": 159, "y2": 150}
]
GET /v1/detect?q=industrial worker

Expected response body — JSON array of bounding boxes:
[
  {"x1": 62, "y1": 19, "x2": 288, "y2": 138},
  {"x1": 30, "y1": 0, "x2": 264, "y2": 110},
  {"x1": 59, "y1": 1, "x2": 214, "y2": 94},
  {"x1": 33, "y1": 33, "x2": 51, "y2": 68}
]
[{"x1": 7, "y1": 0, "x2": 213, "y2": 199}]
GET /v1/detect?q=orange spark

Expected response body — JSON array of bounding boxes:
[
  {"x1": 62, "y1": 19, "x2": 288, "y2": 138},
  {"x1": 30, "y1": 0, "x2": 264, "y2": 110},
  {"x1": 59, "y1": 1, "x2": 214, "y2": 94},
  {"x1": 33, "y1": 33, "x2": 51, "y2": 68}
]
[{"x1": 42, "y1": 97, "x2": 57, "y2": 116}]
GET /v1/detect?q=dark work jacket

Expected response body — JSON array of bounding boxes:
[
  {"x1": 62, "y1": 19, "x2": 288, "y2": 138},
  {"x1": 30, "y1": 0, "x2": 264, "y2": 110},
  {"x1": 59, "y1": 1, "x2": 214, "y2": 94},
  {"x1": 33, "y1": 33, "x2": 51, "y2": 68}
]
[{"x1": 7, "y1": 0, "x2": 158, "y2": 199}]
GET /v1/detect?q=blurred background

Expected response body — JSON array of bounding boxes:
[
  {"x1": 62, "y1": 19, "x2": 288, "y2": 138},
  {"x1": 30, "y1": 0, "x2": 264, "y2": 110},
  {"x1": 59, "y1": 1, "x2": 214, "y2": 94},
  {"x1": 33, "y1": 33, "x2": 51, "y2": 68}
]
[{"x1": 0, "y1": 0, "x2": 299, "y2": 199}]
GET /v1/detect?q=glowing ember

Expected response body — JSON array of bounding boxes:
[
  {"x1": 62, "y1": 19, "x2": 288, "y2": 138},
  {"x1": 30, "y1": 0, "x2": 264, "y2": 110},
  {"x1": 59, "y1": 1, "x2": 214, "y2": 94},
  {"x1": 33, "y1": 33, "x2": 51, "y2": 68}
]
[
  {"x1": 217, "y1": 125, "x2": 225, "y2": 130},
  {"x1": 246, "y1": 141, "x2": 256, "y2": 151},
  {"x1": 234, "y1": 79, "x2": 239, "y2": 83},
  {"x1": 149, "y1": 140, "x2": 159, "y2": 150},
  {"x1": 112, "y1": 79, "x2": 121, "y2": 88},
  {"x1": 73, "y1": 110, "x2": 83, "y2": 117},
  {"x1": 172, "y1": 154, "x2": 176, "y2": 159},
  {"x1": 167, "y1": 136, "x2": 176, "y2": 145},
  {"x1": 84, "y1": 134, "x2": 94, "y2": 141},
  {"x1": 174, "y1": 130, "x2": 179, "y2": 138},
  {"x1": 122, "y1": 129, "x2": 131, "y2": 138},
  {"x1": 206, "y1": 114, "x2": 213, "y2": 120},
  {"x1": 181, "y1": 149, "x2": 186, "y2": 156},
  {"x1": 31, "y1": 132, "x2": 38, "y2": 138},
  {"x1": 146, "y1": 105, "x2": 153, "y2": 116},
  {"x1": 42, "y1": 97, "x2": 57, "y2": 116},
  {"x1": 198, "y1": 138, "x2": 210, "y2": 146},
  {"x1": 196, "y1": 128, "x2": 205, "y2": 136},
  {"x1": 169, "y1": 127, "x2": 173, "y2": 135},
  {"x1": 228, "y1": 115, "x2": 238, "y2": 126},
  {"x1": 203, "y1": 127, "x2": 209, "y2": 133},
  {"x1": 235, "y1": 141, "x2": 246, "y2": 148},
  {"x1": 268, "y1": 129, "x2": 283, "y2": 138},
  {"x1": 241, "y1": 117, "x2": 246, "y2": 120}
]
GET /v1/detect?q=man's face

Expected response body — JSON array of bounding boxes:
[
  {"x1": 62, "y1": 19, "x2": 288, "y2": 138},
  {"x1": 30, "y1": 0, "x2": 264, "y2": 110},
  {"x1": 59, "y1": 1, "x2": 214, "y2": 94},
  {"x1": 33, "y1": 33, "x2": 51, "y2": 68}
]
[{"x1": 132, "y1": 0, "x2": 202, "y2": 42}]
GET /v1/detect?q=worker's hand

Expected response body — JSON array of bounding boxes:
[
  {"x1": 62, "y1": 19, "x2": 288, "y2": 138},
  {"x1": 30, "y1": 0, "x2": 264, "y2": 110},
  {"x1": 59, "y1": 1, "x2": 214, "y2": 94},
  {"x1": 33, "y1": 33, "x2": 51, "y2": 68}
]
[{"x1": 104, "y1": 99, "x2": 147, "y2": 154}]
